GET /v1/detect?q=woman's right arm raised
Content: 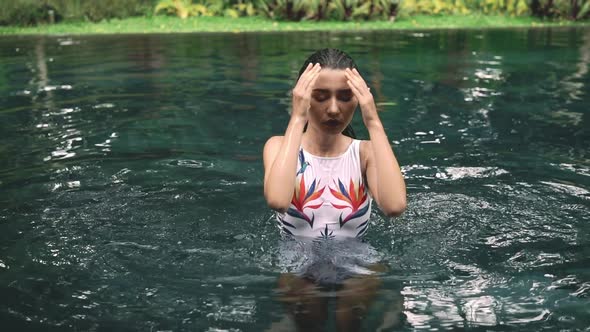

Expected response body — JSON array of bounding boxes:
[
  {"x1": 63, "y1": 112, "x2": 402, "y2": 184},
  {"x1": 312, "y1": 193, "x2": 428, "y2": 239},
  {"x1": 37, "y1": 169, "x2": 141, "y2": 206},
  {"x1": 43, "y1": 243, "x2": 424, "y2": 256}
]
[{"x1": 263, "y1": 63, "x2": 322, "y2": 212}]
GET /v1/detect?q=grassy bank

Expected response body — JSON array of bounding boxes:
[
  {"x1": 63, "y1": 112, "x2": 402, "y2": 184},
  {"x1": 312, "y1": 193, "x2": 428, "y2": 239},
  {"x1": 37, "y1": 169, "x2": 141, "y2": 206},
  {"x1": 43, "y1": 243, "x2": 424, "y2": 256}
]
[{"x1": 1, "y1": 15, "x2": 589, "y2": 35}]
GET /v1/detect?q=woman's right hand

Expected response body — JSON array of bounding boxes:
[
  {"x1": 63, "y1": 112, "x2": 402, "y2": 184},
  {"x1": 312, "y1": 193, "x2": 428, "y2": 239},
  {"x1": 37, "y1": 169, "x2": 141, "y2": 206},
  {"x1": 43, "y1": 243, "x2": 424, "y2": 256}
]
[{"x1": 291, "y1": 63, "x2": 322, "y2": 121}]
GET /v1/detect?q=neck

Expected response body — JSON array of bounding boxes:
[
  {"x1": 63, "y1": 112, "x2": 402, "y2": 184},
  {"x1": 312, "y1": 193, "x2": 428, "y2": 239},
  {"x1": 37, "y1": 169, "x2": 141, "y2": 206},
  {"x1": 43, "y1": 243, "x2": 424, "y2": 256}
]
[{"x1": 302, "y1": 125, "x2": 351, "y2": 157}]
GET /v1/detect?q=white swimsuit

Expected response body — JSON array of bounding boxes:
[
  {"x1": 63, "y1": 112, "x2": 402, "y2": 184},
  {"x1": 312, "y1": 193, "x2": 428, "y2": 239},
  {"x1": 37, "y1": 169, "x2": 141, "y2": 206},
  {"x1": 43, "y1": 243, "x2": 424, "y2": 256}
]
[{"x1": 276, "y1": 139, "x2": 373, "y2": 239}]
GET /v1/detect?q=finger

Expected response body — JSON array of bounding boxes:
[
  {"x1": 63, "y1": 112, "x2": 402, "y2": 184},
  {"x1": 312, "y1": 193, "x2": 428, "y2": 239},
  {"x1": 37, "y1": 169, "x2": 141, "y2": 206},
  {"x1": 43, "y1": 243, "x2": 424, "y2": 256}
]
[
  {"x1": 346, "y1": 78, "x2": 363, "y2": 99},
  {"x1": 344, "y1": 68, "x2": 362, "y2": 89},
  {"x1": 298, "y1": 63, "x2": 320, "y2": 89},
  {"x1": 299, "y1": 63, "x2": 315, "y2": 82},
  {"x1": 344, "y1": 70, "x2": 365, "y2": 96},
  {"x1": 352, "y1": 68, "x2": 364, "y2": 79},
  {"x1": 306, "y1": 68, "x2": 322, "y2": 91},
  {"x1": 346, "y1": 68, "x2": 368, "y2": 90},
  {"x1": 349, "y1": 68, "x2": 368, "y2": 89},
  {"x1": 304, "y1": 64, "x2": 322, "y2": 89},
  {"x1": 344, "y1": 71, "x2": 357, "y2": 95},
  {"x1": 301, "y1": 63, "x2": 314, "y2": 78},
  {"x1": 350, "y1": 73, "x2": 370, "y2": 94}
]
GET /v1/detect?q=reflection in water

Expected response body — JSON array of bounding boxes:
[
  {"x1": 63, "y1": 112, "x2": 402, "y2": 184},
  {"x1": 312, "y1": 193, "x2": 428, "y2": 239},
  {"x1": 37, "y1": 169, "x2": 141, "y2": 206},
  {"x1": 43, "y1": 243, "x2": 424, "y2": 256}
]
[
  {"x1": 269, "y1": 238, "x2": 404, "y2": 331},
  {"x1": 0, "y1": 29, "x2": 589, "y2": 331},
  {"x1": 32, "y1": 38, "x2": 85, "y2": 163},
  {"x1": 561, "y1": 29, "x2": 590, "y2": 102}
]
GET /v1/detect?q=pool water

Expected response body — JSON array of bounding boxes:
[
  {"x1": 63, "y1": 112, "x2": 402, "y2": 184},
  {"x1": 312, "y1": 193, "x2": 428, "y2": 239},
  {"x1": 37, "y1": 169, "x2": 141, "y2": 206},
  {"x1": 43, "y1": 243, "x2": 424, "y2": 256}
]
[{"x1": 0, "y1": 28, "x2": 589, "y2": 331}]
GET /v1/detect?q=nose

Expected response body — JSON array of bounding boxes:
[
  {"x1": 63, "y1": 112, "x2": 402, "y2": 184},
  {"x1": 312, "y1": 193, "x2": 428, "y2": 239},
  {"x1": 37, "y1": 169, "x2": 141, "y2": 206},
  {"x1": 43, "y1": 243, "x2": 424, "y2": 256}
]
[{"x1": 327, "y1": 97, "x2": 340, "y2": 116}]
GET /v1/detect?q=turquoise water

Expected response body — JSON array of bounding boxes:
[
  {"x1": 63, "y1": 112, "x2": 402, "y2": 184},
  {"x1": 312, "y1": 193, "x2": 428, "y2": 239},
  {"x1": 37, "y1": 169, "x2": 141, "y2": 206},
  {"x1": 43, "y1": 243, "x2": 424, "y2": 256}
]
[{"x1": 0, "y1": 29, "x2": 589, "y2": 331}]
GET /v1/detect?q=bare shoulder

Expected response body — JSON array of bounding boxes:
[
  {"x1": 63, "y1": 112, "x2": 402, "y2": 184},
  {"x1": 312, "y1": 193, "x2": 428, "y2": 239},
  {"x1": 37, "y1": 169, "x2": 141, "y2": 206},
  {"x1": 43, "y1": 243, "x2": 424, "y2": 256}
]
[
  {"x1": 264, "y1": 136, "x2": 284, "y2": 152},
  {"x1": 263, "y1": 136, "x2": 284, "y2": 167},
  {"x1": 359, "y1": 140, "x2": 373, "y2": 160},
  {"x1": 359, "y1": 139, "x2": 373, "y2": 171}
]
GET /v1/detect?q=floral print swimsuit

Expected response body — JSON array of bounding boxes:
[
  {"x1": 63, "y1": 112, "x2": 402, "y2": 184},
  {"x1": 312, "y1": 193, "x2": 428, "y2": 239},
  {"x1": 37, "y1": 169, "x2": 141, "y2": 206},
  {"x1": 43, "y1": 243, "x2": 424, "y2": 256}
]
[{"x1": 276, "y1": 139, "x2": 373, "y2": 239}]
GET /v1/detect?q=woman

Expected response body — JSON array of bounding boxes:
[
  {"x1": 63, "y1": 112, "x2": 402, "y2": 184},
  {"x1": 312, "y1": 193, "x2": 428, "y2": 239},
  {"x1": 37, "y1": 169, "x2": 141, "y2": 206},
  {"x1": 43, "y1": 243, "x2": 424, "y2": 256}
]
[
  {"x1": 264, "y1": 48, "x2": 406, "y2": 238},
  {"x1": 263, "y1": 49, "x2": 407, "y2": 331}
]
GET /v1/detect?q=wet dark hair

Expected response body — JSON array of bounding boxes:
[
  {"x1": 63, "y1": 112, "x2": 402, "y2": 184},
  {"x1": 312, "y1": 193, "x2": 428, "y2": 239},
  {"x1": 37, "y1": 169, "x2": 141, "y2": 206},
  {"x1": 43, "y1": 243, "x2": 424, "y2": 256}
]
[{"x1": 297, "y1": 48, "x2": 357, "y2": 139}]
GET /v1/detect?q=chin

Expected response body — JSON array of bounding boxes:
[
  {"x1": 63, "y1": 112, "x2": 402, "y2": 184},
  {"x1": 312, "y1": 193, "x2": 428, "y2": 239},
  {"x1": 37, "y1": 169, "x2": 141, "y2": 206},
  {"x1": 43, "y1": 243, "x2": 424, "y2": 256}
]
[{"x1": 332, "y1": 127, "x2": 348, "y2": 135}]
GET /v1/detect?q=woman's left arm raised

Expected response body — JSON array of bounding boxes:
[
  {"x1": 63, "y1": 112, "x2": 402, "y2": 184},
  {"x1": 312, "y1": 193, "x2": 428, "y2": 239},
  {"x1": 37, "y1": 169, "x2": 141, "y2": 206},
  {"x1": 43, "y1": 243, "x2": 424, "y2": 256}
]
[{"x1": 345, "y1": 68, "x2": 406, "y2": 217}]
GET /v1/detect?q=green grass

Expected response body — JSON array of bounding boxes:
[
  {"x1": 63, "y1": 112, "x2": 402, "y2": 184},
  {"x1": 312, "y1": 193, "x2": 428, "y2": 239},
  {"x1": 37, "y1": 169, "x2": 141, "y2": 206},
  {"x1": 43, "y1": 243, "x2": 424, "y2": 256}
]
[{"x1": 1, "y1": 15, "x2": 588, "y2": 35}]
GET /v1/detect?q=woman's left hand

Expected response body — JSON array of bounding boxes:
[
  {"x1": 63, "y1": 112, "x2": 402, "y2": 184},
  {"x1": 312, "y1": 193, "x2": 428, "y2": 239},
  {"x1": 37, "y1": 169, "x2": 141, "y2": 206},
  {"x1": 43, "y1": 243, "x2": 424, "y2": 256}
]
[{"x1": 345, "y1": 68, "x2": 379, "y2": 127}]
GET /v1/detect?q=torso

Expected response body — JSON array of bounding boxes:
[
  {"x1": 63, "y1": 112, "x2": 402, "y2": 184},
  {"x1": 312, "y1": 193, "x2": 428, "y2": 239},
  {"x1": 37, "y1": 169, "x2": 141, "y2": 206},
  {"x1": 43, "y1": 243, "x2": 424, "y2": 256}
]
[{"x1": 276, "y1": 139, "x2": 373, "y2": 239}]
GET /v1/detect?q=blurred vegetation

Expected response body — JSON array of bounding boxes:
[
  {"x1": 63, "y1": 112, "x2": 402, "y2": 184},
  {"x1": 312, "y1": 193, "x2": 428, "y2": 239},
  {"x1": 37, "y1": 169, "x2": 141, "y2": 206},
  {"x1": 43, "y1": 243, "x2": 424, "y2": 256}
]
[
  {"x1": 0, "y1": 0, "x2": 157, "y2": 26},
  {"x1": 399, "y1": 0, "x2": 590, "y2": 19},
  {"x1": 151, "y1": 0, "x2": 401, "y2": 20},
  {"x1": 4, "y1": 14, "x2": 586, "y2": 35},
  {"x1": 155, "y1": 0, "x2": 590, "y2": 21},
  {"x1": 154, "y1": 0, "x2": 257, "y2": 18},
  {"x1": 151, "y1": 0, "x2": 590, "y2": 20},
  {"x1": 0, "y1": 0, "x2": 589, "y2": 26}
]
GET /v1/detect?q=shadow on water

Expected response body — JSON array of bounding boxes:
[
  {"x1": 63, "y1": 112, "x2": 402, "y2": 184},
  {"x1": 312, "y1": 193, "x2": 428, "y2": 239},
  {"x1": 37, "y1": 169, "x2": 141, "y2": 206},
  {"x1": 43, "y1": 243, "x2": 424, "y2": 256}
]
[{"x1": 0, "y1": 28, "x2": 589, "y2": 331}]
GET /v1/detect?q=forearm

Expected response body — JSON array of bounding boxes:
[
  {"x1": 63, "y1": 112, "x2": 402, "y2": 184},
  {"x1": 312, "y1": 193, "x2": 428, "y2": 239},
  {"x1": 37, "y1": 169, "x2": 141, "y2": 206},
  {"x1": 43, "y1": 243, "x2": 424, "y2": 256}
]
[
  {"x1": 343, "y1": 67, "x2": 406, "y2": 215},
  {"x1": 264, "y1": 117, "x2": 306, "y2": 211},
  {"x1": 367, "y1": 120, "x2": 407, "y2": 215}
]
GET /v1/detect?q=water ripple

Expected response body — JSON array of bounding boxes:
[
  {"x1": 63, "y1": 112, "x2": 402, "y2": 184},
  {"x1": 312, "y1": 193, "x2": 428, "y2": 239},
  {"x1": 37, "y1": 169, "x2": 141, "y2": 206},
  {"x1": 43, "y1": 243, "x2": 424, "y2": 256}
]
[{"x1": 1, "y1": 30, "x2": 590, "y2": 331}]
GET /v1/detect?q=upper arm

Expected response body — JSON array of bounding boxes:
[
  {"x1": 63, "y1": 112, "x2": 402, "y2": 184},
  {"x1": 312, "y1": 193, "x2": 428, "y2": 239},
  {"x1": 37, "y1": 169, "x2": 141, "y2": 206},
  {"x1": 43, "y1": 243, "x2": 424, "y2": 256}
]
[
  {"x1": 360, "y1": 140, "x2": 380, "y2": 204},
  {"x1": 263, "y1": 135, "x2": 284, "y2": 189}
]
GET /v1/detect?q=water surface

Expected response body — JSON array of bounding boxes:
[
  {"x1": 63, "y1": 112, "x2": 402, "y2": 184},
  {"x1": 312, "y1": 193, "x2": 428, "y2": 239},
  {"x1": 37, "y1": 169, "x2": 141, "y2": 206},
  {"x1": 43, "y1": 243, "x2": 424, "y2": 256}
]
[{"x1": 0, "y1": 28, "x2": 589, "y2": 331}]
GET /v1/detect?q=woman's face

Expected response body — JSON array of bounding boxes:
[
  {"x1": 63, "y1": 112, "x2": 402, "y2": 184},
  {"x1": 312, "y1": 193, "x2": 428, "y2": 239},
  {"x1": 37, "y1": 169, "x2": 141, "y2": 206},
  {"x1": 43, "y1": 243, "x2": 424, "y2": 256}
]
[{"x1": 308, "y1": 68, "x2": 358, "y2": 134}]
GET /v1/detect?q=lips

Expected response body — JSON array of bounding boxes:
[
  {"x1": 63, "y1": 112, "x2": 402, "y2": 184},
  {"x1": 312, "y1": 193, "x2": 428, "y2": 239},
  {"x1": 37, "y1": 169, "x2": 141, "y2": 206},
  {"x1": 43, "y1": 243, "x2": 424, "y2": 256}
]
[{"x1": 323, "y1": 119, "x2": 341, "y2": 127}]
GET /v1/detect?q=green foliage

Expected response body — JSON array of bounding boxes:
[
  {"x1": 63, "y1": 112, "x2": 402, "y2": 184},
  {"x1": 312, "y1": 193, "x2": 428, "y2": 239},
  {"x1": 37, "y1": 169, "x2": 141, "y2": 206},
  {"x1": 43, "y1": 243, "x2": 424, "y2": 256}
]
[
  {"x1": 530, "y1": 0, "x2": 590, "y2": 20},
  {"x1": 478, "y1": 0, "x2": 530, "y2": 15},
  {"x1": 398, "y1": 0, "x2": 529, "y2": 16},
  {"x1": 399, "y1": 0, "x2": 462, "y2": 15},
  {"x1": 149, "y1": 0, "x2": 398, "y2": 21},
  {"x1": 155, "y1": 0, "x2": 207, "y2": 18},
  {"x1": 159, "y1": 0, "x2": 586, "y2": 21},
  {"x1": 255, "y1": 0, "x2": 400, "y2": 21},
  {"x1": 398, "y1": 0, "x2": 590, "y2": 19},
  {"x1": 0, "y1": 0, "x2": 60, "y2": 26},
  {"x1": 0, "y1": 0, "x2": 157, "y2": 26},
  {"x1": 1, "y1": 0, "x2": 589, "y2": 25},
  {"x1": 77, "y1": 0, "x2": 156, "y2": 21},
  {"x1": 347, "y1": 0, "x2": 401, "y2": 20},
  {"x1": 154, "y1": 0, "x2": 258, "y2": 18},
  {"x1": 255, "y1": 0, "x2": 320, "y2": 20}
]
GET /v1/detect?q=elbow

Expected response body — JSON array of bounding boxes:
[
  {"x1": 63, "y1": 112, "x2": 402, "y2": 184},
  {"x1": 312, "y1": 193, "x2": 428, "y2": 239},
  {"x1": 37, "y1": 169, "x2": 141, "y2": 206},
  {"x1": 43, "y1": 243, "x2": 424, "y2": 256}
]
[
  {"x1": 264, "y1": 186, "x2": 291, "y2": 213},
  {"x1": 265, "y1": 196, "x2": 290, "y2": 214},
  {"x1": 381, "y1": 198, "x2": 407, "y2": 218}
]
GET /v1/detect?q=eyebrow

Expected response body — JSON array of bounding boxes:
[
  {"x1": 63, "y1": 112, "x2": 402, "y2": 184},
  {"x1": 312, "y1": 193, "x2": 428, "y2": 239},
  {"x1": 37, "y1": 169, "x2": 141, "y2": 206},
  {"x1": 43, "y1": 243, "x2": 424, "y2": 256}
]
[{"x1": 312, "y1": 89, "x2": 352, "y2": 93}]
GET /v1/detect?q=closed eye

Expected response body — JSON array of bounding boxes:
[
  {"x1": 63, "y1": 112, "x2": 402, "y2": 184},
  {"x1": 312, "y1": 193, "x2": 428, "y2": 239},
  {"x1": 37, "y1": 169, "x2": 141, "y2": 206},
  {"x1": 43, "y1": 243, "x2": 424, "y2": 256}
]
[
  {"x1": 313, "y1": 89, "x2": 353, "y2": 102},
  {"x1": 312, "y1": 91, "x2": 329, "y2": 102},
  {"x1": 337, "y1": 90, "x2": 353, "y2": 102}
]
